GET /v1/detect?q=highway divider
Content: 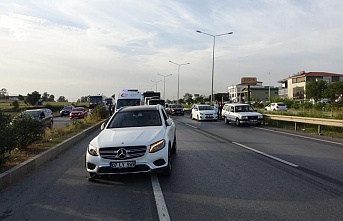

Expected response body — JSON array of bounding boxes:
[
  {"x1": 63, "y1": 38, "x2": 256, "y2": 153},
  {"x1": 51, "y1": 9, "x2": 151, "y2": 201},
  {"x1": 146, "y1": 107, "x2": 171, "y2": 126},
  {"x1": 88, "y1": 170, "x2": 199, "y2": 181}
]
[
  {"x1": 264, "y1": 114, "x2": 343, "y2": 134},
  {"x1": 0, "y1": 121, "x2": 103, "y2": 191}
]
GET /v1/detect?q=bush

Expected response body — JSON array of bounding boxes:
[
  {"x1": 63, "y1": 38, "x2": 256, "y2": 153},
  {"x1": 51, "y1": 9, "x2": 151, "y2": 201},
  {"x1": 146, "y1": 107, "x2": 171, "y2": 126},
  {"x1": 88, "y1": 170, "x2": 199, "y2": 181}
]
[
  {"x1": 91, "y1": 105, "x2": 109, "y2": 119},
  {"x1": 11, "y1": 114, "x2": 45, "y2": 150},
  {"x1": 0, "y1": 111, "x2": 15, "y2": 163}
]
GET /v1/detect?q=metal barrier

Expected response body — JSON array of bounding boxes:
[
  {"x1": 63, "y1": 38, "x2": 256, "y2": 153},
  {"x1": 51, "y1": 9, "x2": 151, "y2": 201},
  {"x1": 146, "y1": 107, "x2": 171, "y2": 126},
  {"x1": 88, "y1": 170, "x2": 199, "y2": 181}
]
[{"x1": 264, "y1": 114, "x2": 343, "y2": 134}]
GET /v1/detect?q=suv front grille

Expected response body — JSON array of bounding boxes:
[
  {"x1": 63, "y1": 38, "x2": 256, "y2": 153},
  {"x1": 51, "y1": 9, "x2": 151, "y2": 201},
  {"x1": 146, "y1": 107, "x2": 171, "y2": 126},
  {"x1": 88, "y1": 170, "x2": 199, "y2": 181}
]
[
  {"x1": 247, "y1": 116, "x2": 259, "y2": 120},
  {"x1": 99, "y1": 146, "x2": 146, "y2": 160}
]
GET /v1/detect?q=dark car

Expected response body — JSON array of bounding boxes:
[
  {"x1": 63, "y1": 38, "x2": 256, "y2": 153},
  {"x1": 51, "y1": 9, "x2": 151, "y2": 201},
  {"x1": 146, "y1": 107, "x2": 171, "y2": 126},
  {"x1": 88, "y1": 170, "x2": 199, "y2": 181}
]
[
  {"x1": 60, "y1": 105, "x2": 73, "y2": 117},
  {"x1": 167, "y1": 104, "x2": 184, "y2": 115},
  {"x1": 22, "y1": 109, "x2": 54, "y2": 128},
  {"x1": 69, "y1": 107, "x2": 87, "y2": 119}
]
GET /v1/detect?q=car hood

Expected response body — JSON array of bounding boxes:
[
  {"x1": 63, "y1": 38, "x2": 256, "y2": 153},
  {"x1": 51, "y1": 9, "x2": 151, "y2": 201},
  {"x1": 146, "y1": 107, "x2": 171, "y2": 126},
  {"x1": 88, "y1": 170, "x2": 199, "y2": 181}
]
[
  {"x1": 198, "y1": 110, "x2": 216, "y2": 114},
  {"x1": 91, "y1": 126, "x2": 165, "y2": 147},
  {"x1": 239, "y1": 112, "x2": 263, "y2": 117}
]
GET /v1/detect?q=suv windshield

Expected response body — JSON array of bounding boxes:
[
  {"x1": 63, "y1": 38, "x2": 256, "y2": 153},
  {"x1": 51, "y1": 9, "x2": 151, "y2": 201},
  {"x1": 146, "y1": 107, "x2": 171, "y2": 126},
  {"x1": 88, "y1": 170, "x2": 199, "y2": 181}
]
[
  {"x1": 108, "y1": 110, "x2": 162, "y2": 128},
  {"x1": 198, "y1": 106, "x2": 213, "y2": 110}
]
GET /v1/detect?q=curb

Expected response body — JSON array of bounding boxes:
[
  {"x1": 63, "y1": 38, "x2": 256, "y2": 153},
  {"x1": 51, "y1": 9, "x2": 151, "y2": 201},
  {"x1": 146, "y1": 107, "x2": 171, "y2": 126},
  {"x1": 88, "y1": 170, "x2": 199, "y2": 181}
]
[{"x1": 0, "y1": 121, "x2": 103, "y2": 191}]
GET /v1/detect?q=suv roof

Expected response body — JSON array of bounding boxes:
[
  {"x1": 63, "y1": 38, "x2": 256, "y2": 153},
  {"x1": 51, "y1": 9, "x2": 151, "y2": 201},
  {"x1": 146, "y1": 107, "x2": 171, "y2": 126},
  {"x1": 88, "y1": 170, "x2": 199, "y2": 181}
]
[{"x1": 120, "y1": 105, "x2": 161, "y2": 112}]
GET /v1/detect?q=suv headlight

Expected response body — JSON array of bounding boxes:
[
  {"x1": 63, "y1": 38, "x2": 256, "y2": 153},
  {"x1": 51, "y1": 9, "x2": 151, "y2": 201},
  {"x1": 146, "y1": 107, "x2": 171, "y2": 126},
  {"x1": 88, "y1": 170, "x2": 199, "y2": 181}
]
[
  {"x1": 258, "y1": 115, "x2": 263, "y2": 119},
  {"x1": 242, "y1": 116, "x2": 248, "y2": 119},
  {"x1": 88, "y1": 143, "x2": 99, "y2": 156},
  {"x1": 149, "y1": 139, "x2": 166, "y2": 153}
]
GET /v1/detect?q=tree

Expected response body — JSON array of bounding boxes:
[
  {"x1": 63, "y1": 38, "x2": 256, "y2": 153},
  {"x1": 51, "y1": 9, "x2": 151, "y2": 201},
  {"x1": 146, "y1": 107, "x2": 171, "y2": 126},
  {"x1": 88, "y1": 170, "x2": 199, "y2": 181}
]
[
  {"x1": 325, "y1": 81, "x2": 343, "y2": 103},
  {"x1": 42, "y1": 92, "x2": 49, "y2": 101},
  {"x1": 57, "y1": 96, "x2": 68, "y2": 102},
  {"x1": 305, "y1": 80, "x2": 327, "y2": 102},
  {"x1": 0, "y1": 88, "x2": 8, "y2": 99},
  {"x1": 48, "y1": 95, "x2": 55, "y2": 101},
  {"x1": 18, "y1": 94, "x2": 25, "y2": 100},
  {"x1": 25, "y1": 91, "x2": 41, "y2": 105}
]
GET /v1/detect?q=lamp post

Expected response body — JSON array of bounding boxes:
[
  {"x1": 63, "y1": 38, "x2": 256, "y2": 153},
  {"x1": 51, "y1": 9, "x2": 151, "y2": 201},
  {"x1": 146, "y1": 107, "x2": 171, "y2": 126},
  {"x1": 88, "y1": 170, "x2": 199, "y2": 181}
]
[
  {"x1": 169, "y1": 60, "x2": 190, "y2": 103},
  {"x1": 151, "y1": 79, "x2": 162, "y2": 92},
  {"x1": 157, "y1": 73, "x2": 172, "y2": 100},
  {"x1": 196, "y1": 30, "x2": 233, "y2": 104}
]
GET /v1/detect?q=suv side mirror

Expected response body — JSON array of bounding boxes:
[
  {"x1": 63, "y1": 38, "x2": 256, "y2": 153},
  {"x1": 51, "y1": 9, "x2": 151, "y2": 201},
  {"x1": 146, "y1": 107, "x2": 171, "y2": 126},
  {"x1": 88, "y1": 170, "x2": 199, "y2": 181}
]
[
  {"x1": 166, "y1": 118, "x2": 173, "y2": 126},
  {"x1": 100, "y1": 122, "x2": 106, "y2": 130}
]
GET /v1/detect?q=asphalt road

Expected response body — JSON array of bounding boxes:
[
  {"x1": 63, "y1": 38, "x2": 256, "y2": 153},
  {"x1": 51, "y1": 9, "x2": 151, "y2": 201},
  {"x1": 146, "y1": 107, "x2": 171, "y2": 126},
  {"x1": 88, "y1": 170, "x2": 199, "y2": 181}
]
[{"x1": 0, "y1": 115, "x2": 342, "y2": 221}]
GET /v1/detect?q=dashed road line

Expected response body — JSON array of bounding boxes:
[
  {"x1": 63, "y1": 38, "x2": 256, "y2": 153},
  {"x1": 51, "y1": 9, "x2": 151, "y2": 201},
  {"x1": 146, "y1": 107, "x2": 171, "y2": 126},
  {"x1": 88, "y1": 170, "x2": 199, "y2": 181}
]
[{"x1": 151, "y1": 174, "x2": 171, "y2": 221}]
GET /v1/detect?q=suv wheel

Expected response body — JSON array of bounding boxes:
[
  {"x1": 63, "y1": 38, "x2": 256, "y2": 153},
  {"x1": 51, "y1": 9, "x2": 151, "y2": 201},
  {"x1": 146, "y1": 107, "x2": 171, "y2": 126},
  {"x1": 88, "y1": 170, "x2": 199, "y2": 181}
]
[
  {"x1": 162, "y1": 148, "x2": 172, "y2": 176},
  {"x1": 171, "y1": 135, "x2": 177, "y2": 154},
  {"x1": 224, "y1": 117, "x2": 229, "y2": 124},
  {"x1": 235, "y1": 118, "x2": 240, "y2": 126}
]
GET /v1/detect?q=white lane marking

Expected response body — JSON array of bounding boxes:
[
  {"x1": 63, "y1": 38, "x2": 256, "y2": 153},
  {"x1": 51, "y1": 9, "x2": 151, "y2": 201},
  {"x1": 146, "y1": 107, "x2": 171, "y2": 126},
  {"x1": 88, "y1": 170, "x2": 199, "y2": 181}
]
[
  {"x1": 232, "y1": 141, "x2": 299, "y2": 168},
  {"x1": 184, "y1": 123, "x2": 198, "y2": 129},
  {"x1": 151, "y1": 174, "x2": 171, "y2": 221},
  {"x1": 257, "y1": 127, "x2": 343, "y2": 146}
]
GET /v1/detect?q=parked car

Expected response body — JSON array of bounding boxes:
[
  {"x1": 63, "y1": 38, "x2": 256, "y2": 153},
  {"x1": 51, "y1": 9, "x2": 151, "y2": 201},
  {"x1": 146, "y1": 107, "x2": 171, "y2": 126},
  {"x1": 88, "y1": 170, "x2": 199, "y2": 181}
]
[
  {"x1": 22, "y1": 109, "x2": 54, "y2": 128},
  {"x1": 166, "y1": 104, "x2": 184, "y2": 115},
  {"x1": 60, "y1": 105, "x2": 73, "y2": 117},
  {"x1": 190, "y1": 104, "x2": 217, "y2": 121},
  {"x1": 222, "y1": 103, "x2": 263, "y2": 126},
  {"x1": 265, "y1": 102, "x2": 288, "y2": 111},
  {"x1": 69, "y1": 107, "x2": 87, "y2": 119},
  {"x1": 86, "y1": 105, "x2": 176, "y2": 179}
]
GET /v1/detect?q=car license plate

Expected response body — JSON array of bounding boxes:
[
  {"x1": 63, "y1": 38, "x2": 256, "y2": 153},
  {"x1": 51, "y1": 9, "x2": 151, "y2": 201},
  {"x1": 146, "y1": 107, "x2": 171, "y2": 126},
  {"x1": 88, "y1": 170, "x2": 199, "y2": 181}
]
[{"x1": 110, "y1": 161, "x2": 136, "y2": 169}]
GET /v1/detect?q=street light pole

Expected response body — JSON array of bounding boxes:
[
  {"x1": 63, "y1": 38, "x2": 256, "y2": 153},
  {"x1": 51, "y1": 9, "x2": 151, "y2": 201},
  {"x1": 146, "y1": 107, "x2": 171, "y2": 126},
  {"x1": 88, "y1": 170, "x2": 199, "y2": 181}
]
[
  {"x1": 196, "y1": 30, "x2": 233, "y2": 104},
  {"x1": 151, "y1": 80, "x2": 162, "y2": 92},
  {"x1": 157, "y1": 73, "x2": 172, "y2": 100},
  {"x1": 169, "y1": 60, "x2": 190, "y2": 103}
]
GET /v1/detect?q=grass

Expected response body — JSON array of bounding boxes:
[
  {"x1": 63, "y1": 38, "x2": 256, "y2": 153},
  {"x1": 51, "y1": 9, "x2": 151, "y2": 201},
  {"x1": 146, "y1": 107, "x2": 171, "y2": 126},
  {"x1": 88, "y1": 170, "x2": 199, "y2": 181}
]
[{"x1": 0, "y1": 115, "x2": 102, "y2": 174}]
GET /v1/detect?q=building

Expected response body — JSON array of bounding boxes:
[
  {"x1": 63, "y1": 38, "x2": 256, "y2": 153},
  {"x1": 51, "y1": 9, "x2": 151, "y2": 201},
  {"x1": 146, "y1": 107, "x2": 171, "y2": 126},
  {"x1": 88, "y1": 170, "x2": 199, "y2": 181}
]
[
  {"x1": 278, "y1": 71, "x2": 343, "y2": 100},
  {"x1": 228, "y1": 81, "x2": 278, "y2": 102}
]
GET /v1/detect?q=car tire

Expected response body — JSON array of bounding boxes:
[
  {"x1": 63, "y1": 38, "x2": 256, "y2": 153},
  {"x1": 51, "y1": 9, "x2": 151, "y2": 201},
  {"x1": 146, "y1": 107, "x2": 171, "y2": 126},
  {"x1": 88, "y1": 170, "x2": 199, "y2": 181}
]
[
  {"x1": 235, "y1": 118, "x2": 240, "y2": 126},
  {"x1": 197, "y1": 115, "x2": 200, "y2": 121},
  {"x1": 171, "y1": 134, "x2": 177, "y2": 154},
  {"x1": 88, "y1": 172, "x2": 97, "y2": 181},
  {"x1": 190, "y1": 113, "x2": 193, "y2": 119},
  {"x1": 162, "y1": 148, "x2": 172, "y2": 176},
  {"x1": 224, "y1": 117, "x2": 229, "y2": 124},
  {"x1": 256, "y1": 122, "x2": 261, "y2": 126}
]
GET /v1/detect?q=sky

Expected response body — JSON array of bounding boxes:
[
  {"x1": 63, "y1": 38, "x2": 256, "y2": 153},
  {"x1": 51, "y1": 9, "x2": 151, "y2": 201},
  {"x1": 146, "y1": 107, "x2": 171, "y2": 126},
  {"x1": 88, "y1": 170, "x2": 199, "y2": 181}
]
[{"x1": 1, "y1": 0, "x2": 343, "y2": 102}]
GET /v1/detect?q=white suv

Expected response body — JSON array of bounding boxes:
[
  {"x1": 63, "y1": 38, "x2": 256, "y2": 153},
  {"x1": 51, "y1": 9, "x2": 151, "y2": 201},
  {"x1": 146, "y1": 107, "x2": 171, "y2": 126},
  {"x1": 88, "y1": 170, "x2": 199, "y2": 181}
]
[
  {"x1": 86, "y1": 105, "x2": 176, "y2": 179},
  {"x1": 190, "y1": 104, "x2": 217, "y2": 121},
  {"x1": 222, "y1": 103, "x2": 263, "y2": 126}
]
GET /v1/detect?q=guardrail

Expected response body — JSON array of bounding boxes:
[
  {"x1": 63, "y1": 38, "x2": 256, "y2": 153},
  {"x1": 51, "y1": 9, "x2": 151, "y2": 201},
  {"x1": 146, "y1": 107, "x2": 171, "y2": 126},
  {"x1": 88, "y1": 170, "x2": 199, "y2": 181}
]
[{"x1": 264, "y1": 114, "x2": 343, "y2": 134}]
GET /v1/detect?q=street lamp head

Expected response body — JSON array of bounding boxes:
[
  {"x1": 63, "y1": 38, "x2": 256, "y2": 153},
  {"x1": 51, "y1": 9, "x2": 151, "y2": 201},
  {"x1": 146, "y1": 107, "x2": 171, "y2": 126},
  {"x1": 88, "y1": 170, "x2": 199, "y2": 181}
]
[
  {"x1": 196, "y1": 30, "x2": 202, "y2": 33},
  {"x1": 228, "y1": 32, "x2": 233, "y2": 34}
]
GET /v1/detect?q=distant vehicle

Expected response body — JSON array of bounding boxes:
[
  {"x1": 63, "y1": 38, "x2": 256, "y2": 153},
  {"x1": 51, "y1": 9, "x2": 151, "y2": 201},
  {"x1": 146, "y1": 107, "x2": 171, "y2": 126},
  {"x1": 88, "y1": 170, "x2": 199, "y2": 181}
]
[
  {"x1": 147, "y1": 97, "x2": 165, "y2": 106},
  {"x1": 60, "y1": 105, "x2": 73, "y2": 117},
  {"x1": 22, "y1": 109, "x2": 54, "y2": 128},
  {"x1": 166, "y1": 104, "x2": 184, "y2": 115},
  {"x1": 69, "y1": 107, "x2": 87, "y2": 119},
  {"x1": 143, "y1": 91, "x2": 161, "y2": 105},
  {"x1": 115, "y1": 89, "x2": 143, "y2": 112},
  {"x1": 265, "y1": 102, "x2": 288, "y2": 111},
  {"x1": 222, "y1": 103, "x2": 263, "y2": 126},
  {"x1": 88, "y1": 95, "x2": 106, "y2": 109},
  {"x1": 190, "y1": 104, "x2": 217, "y2": 121},
  {"x1": 86, "y1": 105, "x2": 176, "y2": 179}
]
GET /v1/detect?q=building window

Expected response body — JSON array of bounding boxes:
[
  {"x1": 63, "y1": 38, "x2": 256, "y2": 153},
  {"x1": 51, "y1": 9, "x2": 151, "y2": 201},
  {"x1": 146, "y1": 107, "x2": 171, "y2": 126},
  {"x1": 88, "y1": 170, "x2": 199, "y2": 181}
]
[{"x1": 332, "y1": 76, "x2": 339, "y2": 82}]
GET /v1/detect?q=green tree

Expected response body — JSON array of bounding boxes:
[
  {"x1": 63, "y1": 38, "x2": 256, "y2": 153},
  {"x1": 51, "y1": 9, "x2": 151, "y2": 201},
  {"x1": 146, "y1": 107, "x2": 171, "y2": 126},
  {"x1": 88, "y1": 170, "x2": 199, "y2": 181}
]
[
  {"x1": 12, "y1": 100, "x2": 19, "y2": 109},
  {"x1": 0, "y1": 88, "x2": 8, "y2": 99},
  {"x1": 305, "y1": 80, "x2": 327, "y2": 102},
  {"x1": 42, "y1": 92, "x2": 49, "y2": 101},
  {"x1": 48, "y1": 94, "x2": 55, "y2": 101},
  {"x1": 25, "y1": 91, "x2": 41, "y2": 105},
  {"x1": 18, "y1": 94, "x2": 25, "y2": 100},
  {"x1": 57, "y1": 96, "x2": 68, "y2": 102},
  {"x1": 325, "y1": 81, "x2": 343, "y2": 103}
]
